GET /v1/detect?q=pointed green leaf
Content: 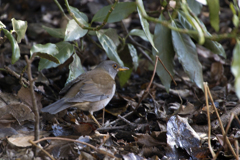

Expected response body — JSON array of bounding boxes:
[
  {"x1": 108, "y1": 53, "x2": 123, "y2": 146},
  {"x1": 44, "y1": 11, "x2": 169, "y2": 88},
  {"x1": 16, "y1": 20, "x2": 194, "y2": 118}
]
[
  {"x1": 102, "y1": 28, "x2": 120, "y2": 47},
  {"x1": 92, "y1": 2, "x2": 136, "y2": 23},
  {"x1": 203, "y1": 33, "x2": 226, "y2": 58},
  {"x1": 118, "y1": 68, "x2": 132, "y2": 87},
  {"x1": 0, "y1": 21, "x2": 6, "y2": 28},
  {"x1": 96, "y1": 31, "x2": 124, "y2": 66},
  {"x1": 42, "y1": 25, "x2": 65, "y2": 39},
  {"x1": 3, "y1": 29, "x2": 20, "y2": 64},
  {"x1": 178, "y1": 11, "x2": 204, "y2": 44},
  {"x1": 11, "y1": 18, "x2": 27, "y2": 43},
  {"x1": 36, "y1": 53, "x2": 60, "y2": 64},
  {"x1": 129, "y1": 29, "x2": 153, "y2": 42},
  {"x1": 31, "y1": 43, "x2": 58, "y2": 57},
  {"x1": 231, "y1": 39, "x2": 240, "y2": 99},
  {"x1": 171, "y1": 21, "x2": 204, "y2": 90},
  {"x1": 233, "y1": 14, "x2": 239, "y2": 27},
  {"x1": 64, "y1": 18, "x2": 88, "y2": 41},
  {"x1": 35, "y1": 42, "x2": 74, "y2": 70},
  {"x1": 69, "y1": 6, "x2": 88, "y2": 22},
  {"x1": 66, "y1": 53, "x2": 85, "y2": 85},
  {"x1": 31, "y1": 43, "x2": 59, "y2": 69},
  {"x1": 187, "y1": 0, "x2": 202, "y2": 16},
  {"x1": 153, "y1": 15, "x2": 175, "y2": 92},
  {"x1": 207, "y1": 0, "x2": 219, "y2": 31},
  {"x1": 178, "y1": 13, "x2": 226, "y2": 58},
  {"x1": 137, "y1": 0, "x2": 158, "y2": 52},
  {"x1": 127, "y1": 43, "x2": 138, "y2": 70}
]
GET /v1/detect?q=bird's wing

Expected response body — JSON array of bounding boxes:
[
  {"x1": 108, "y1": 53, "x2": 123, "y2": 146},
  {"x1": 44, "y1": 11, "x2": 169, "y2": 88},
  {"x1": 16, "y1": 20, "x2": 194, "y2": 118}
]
[
  {"x1": 65, "y1": 72, "x2": 115, "y2": 103},
  {"x1": 59, "y1": 72, "x2": 86, "y2": 95}
]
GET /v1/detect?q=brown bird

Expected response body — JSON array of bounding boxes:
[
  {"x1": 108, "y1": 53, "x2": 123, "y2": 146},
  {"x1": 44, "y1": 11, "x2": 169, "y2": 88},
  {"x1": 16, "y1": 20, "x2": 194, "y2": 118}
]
[{"x1": 41, "y1": 60, "x2": 129, "y2": 127}]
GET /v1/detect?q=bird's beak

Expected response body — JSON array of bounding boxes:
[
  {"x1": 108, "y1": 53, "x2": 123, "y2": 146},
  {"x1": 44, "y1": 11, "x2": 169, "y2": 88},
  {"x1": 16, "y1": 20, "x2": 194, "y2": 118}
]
[{"x1": 118, "y1": 66, "x2": 129, "y2": 71}]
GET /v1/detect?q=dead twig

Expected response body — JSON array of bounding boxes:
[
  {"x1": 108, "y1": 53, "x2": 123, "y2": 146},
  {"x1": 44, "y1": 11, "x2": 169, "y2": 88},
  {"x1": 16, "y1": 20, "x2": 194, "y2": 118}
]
[
  {"x1": 204, "y1": 83, "x2": 238, "y2": 159},
  {"x1": 97, "y1": 125, "x2": 128, "y2": 131},
  {"x1": 4, "y1": 66, "x2": 29, "y2": 86},
  {"x1": 4, "y1": 66, "x2": 56, "y2": 101},
  {"x1": 157, "y1": 56, "x2": 176, "y2": 86},
  {"x1": 203, "y1": 82, "x2": 216, "y2": 158},
  {"x1": 29, "y1": 140, "x2": 55, "y2": 160},
  {"x1": 25, "y1": 53, "x2": 40, "y2": 155},
  {"x1": 135, "y1": 55, "x2": 177, "y2": 111},
  {"x1": 117, "y1": 115, "x2": 137, "y2": 128},
  {"x1": 103, "y1": 111, "x2": 134, "y2": 128}
]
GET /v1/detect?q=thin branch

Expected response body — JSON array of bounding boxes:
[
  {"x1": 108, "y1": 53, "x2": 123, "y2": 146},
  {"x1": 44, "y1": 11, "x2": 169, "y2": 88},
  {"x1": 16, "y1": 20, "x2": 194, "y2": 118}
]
[
  {"x1": 135, "y1": 56, "x2": 158, "y2": 111},
  {"x1": 117, "y1": 115, "x2": 137, "y2": 128},
  {"x1": 86, "y1": 34, "x2": 104, "y2": 51},
  {"x1": 29, "y1": 140, "x2": 55, "y2": 160},
  {"x1": 203, "y1": 82, "x2": 216, "y2": 158},
  {"x1": 157, "y1": 56, "x2": 177, "y2": 86},
  {"x1": 64, "y1": 0, "x2": 118, "y2": 31},
  {"x1": 103, "y1": 111, "x2": 134, "y2": 128},
  {"x1": 25, "y1": 53, "x2": 39, "y2": 155},
  {"x1": 4, "y1": 66, "x2": 56, "y2": 101},
  {"x1": 97, "y1": 125, "x2": 127, "y2": 131},
  {"x1": 206, "y1": 84, "x2": 238, "y2": 159},
  {"x1": 53, "y1": 0, "x2": 70, "y2": 20}
]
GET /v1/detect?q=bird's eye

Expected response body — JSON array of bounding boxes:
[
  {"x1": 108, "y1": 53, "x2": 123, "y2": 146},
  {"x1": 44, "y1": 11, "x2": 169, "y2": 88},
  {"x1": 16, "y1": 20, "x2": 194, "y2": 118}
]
[{"x1": 112, "y1": 64, "x2": 118, "y2": 69}]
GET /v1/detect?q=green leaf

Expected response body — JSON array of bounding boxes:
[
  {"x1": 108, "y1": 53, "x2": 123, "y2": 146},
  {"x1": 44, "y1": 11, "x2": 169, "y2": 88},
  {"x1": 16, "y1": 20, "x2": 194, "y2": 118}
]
[
  {"x1": 178, "y1": 11, "x2": 204, "y2": 44},
  {"x1": 96, "y1": 31, "x2": 124, "y2": 66},
  {"x1": 178, "y1": 13, "x2": 226, "y2": 58},
  {"x1": 31, "y1": 43, "x2": 59, "y2": 69},
  {"x1": 42, "y1": 25, "x2": 65, "y2": 39},
  {"x1": 229, "y1": 2, "x2": 236, "y2": 15},
  {"x1": 233, "y1": 14, "x2": 239, "y2": 27},
  {"x1": 66, "y1": 53, "x2": 85, "y2": 85},
  {"x1": 92, "y1": 2, "x2": 136, "y2": 23},
  {"x1": 118, "y1": 68, "x2": 132, "y2": 87},
  {"x1": 3, "y1": 29, "x2": 20, "y2": 64},
  {"x1": 171, "y1": 21, "x2": 204, "y2": 90},
  {"x1": 0, "y1": 21, "x2": 6, "y2": 28},
  {"x1": 127, "y1": 43, "x2": 138, "y2": 70},
  {"x1": 102, "y1": 28, "x2": 120, "y2": 47},
  {"x1": 69, "y1": 6, "x2": 88, "y2": 22},
  {"x1": 31, "y1": 43, "x2": 58, "y2": 57},
  {"x1": 187, "y1": 0, "x2": 202, "y2": 16},
  {"x1": 129, "y1": 29, "x2": 153, "y2": 42},
  {"x1": 64, "y1": 18, "x2": 88, "y2": 41},
  {"x1": 231, "y1": 39, "x2": 240, "y2": 99},
  {"x1": 207, "y1": 0, "x2": 219, "y2": 31},
  {"x1": 137, "y1": 0, "x2": 158, "y2": 52},
  {"x1": 36, "y1": 53, "x2": 60, "y2": 64},
  {"x1": 11, "y1": 18, "x2": 27, "y2": 43},
  {"x1": 203, "y1": 35, "x2": 226, "y2": 58},
  {"x1": 153, "y1": 15, "x2": 175, "y2": 92},
  {"x1": 37, "y1": 42, "x2": 74, "y2": 70}
]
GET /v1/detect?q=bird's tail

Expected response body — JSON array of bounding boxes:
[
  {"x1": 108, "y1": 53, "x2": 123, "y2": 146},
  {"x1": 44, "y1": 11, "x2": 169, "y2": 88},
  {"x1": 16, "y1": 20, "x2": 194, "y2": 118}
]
[{"x1": 41, "y1": 98, "x2": 70, "y2": 114}]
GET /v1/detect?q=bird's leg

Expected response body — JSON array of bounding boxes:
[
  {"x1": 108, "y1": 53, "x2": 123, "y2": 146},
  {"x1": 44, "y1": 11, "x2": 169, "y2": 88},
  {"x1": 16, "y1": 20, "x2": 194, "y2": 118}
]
[{"x1": 89, "y1": 112, "x2": 101, "y2": 128}]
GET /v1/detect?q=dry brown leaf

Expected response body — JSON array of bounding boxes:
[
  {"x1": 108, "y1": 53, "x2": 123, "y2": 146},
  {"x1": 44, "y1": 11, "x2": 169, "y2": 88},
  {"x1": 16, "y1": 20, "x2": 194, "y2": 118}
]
[
  {"x1": 17, "y1": 86, "x2": 43, "y2": 110},
  {"x1": 7, "y1": 135, "x2": 34, "y2": 147},
  {"x1": 133, "y1": 133, "x2": 164, "y2": 147}
]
